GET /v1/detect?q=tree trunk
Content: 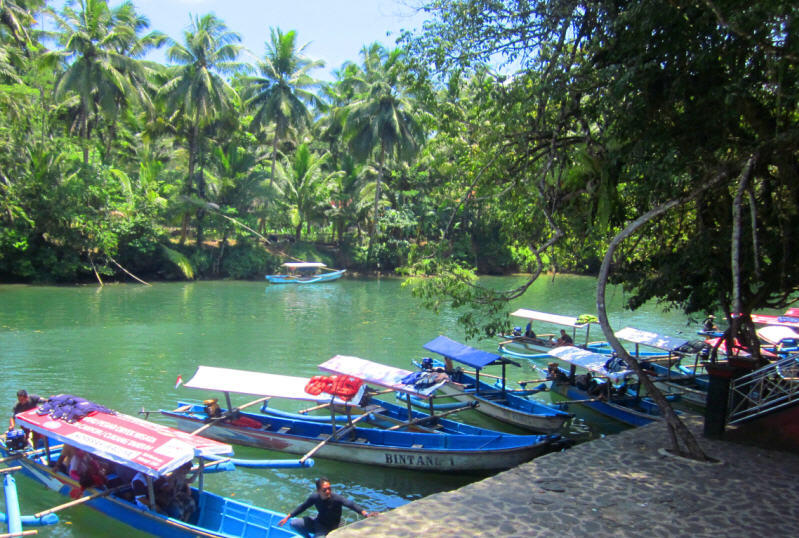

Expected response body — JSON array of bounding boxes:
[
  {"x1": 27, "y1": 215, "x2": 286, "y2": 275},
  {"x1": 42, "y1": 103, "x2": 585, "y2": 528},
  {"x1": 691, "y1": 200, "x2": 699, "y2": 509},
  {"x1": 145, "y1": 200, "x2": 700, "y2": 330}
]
[
  {"x1": 367, "y1": 146, "x2": 385, "y2": 261},
  {"x1": 595, "y1": 172, "x2": 730, "y2": 461}
]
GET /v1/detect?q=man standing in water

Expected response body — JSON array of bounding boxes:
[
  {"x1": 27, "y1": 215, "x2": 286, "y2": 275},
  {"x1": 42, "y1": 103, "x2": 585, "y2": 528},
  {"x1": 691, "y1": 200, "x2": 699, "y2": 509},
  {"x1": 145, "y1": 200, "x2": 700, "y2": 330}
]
[{"x1": 278, "y1": 477, "x2": 376, "y2": 537}]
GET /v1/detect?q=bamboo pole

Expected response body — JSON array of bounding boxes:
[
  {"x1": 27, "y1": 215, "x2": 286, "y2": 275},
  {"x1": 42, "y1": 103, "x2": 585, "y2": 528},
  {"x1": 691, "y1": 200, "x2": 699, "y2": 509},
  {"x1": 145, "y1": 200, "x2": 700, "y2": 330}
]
[
  {"x1": 190, "y1": 396, "x2": 271, "y2": 436},
  {"x1": 0, "y1": 530, "x2": 38, "y2": 537},
  {"x1": 299, "y1": 411, "x2": 377, "y2": 464},
  {"x1": 34, "y1": 486, "x2": 124, "y2": 518}
]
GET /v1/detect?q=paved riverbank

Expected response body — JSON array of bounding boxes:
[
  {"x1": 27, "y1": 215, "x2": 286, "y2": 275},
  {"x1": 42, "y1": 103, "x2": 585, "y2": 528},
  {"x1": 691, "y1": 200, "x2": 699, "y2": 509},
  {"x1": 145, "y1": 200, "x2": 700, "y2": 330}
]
[{"x1": 333, "y1": 417, "x2": 799, "y2": 537}]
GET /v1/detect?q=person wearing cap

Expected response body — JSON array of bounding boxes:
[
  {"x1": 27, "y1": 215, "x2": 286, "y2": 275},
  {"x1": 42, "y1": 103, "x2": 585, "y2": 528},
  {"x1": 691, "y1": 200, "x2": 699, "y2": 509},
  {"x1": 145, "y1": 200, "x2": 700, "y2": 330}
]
[{"x1": 702, "y1": 315, "x2": 717, "y2": 332}]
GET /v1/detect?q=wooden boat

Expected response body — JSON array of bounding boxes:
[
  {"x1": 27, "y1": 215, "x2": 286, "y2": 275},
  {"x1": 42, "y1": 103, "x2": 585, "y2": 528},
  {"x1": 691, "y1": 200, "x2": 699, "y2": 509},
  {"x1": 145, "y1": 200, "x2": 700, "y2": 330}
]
[
  {"x1": 162, "y1": 364, "x2": 569, "y2": 472},
  {"x1": 1, "y1": 400, "x2": 299, "y2": 537},
  {"x1": 614, "y1": 326, "x2": 707, "y2": 408},
  {"x1": 420, "y1": 336, "x2": 573, "y2": 433},
  {"x1": 546, "y1": 346, "x2": 674, "y2": 427},
  {"x1": 498, "y1": 309, "x2": 597, "y2": 359},
  {"x1": 265, "y1": 262, "x2": 345, "y2": 284}
]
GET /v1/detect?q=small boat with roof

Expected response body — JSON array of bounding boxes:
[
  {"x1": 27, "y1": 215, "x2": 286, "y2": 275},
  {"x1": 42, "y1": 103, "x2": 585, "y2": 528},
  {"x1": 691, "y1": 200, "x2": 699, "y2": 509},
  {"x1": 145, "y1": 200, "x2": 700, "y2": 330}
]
[
  {"x1": 415, "y1": 336, "x2": 574, "y2": 433},
  {"x1": 0, "y1": 394, "x2": 300, "y2": 537},
  {"x1": 544, "y1": 347, "x2": 675, "y2": 427},
  {"x1": 162, "y1": 362, "x2": 569, "y2": 472},
  {"x1": 265, "y1": 262, "x2": 345, "y2": 284}
]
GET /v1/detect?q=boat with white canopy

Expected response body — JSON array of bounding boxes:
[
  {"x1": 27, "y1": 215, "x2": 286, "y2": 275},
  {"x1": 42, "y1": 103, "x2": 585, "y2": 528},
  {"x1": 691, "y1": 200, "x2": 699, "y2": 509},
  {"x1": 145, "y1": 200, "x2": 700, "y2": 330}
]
[
  {"x1": 1, "y1": 396, "x2": 299, "y2": 537},
  {"x1": 162, "y1": 363, "x2": 568, "y2": 472},
  {"x1": 265, "y1": 262, "x2": 345, "y2": 284},
  {"x1": 498, "y1": 309, "x2": 597, "y2": 359},
  {"x1": 545, "y1": 346, "x2": 671, "y2": 427},
  {"x1": 614, "y1": 326, "x2": 707, "y2": 408}
]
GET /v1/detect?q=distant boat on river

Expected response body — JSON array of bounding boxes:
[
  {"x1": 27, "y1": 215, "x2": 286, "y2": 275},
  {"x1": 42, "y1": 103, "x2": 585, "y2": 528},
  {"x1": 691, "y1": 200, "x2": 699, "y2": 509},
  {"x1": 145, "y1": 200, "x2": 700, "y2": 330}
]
[{"x1": 265, "y1": 262, "x2": 345, "y2": 284}]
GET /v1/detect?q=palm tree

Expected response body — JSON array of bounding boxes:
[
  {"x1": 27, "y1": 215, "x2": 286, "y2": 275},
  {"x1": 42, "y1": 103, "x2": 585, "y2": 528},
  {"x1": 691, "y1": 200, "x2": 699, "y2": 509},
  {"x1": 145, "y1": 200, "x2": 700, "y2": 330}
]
[
  {"x1": 0, "y1": 0, "x2": 43, "y2": 46},
  {"x1": 48, "y1": 0, "x2": 155, "y2": 165},
  {"x1": 159, "y1": 13, "x2": 243, "y2": 245},
  {"x1": 274, "y1": 143, "x2": 339, "y2": 241},
  {"x1": 343, "y1": 44, "x2": 424, "y2": 253},
  {"x1": 243, "y1": 28, "x2": 324, "y2": 189}
]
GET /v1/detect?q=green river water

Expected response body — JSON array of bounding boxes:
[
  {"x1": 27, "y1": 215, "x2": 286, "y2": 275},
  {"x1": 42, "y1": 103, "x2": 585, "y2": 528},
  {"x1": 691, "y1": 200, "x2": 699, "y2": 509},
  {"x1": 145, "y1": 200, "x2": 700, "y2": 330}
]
[{"x1": 0, "y1": 276, "x2": 701, "y2": 536}]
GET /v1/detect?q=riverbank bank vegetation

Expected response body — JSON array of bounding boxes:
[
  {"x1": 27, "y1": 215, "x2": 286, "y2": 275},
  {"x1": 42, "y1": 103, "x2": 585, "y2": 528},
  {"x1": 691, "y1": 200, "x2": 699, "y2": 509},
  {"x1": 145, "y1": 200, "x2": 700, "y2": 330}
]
[{"x1": 2, "y1": 1, "x2": 797, "y2": 322}]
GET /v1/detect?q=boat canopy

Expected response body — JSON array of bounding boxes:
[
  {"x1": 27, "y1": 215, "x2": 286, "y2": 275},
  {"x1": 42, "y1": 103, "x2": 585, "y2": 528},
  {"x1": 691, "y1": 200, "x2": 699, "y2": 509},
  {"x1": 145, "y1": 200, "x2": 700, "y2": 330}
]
[
  {"x1": 183, "y1": 366, "x2": 366, "y2": 405},
  {"x1": 423, "y1": 335, "x2": 518, "y2": 370},
  {"x1": 757, "y1": 325, "x2": 799, "y2": 345},
  {"x1": 282, "y1": 262, "x2": 326, "y2": 269},
  {"x1": 16, "y1": 408, "x2": 231, "y2": 478},
  {"x1": 614, "y1": 327, "x2": 689, "y2": 352},
  {"x1": 750, "y1": 313, "x2": 799, "y2": 328},
  {"x1": 317, "y1": 355, "x2": 446, "y2": 399},
  {"x1": 548, "y1": 346, "x2": 633, "y2": 382},
  {"x1": 510, "y1": 309, "x2": 590, "y2": 328}
]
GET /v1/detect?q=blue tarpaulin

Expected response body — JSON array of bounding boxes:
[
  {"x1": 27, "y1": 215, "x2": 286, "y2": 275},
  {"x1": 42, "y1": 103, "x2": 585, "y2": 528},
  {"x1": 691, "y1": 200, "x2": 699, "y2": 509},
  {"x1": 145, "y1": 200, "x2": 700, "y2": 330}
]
[{"x1": 423, "y1": 335, "x2": 502, "y2": 370}]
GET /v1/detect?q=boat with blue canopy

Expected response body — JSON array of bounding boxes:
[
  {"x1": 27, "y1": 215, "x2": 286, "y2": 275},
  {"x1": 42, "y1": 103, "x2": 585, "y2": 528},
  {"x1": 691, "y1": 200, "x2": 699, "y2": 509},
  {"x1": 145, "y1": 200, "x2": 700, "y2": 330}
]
[
  {"x1": 163, "y1": 363, "x2": 569, "y2": 472},
  {"x1": 0, "y1": 397, "x2": 300, "y2": 537},
  {"x1": 545, "y1": 346, "x2": 674, "y2": 427},
  {"x1": 265, "y1": 262, "x2": 345, "y2": 284},
  {"x1": 419, "y1": 336, "x2": 573, "y2": 433}
]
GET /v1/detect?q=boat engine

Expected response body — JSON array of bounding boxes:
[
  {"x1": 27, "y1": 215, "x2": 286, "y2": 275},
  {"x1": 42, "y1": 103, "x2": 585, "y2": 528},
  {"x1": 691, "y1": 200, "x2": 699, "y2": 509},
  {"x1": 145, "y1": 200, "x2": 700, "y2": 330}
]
[{"x1": 5, "y1": 429, "x2": 27, "y2": 451}]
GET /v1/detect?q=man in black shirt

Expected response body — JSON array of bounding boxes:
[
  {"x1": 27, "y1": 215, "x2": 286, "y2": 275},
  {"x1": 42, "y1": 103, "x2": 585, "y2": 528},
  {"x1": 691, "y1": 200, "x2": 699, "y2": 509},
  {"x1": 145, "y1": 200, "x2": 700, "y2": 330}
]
[
  {"x1": 9, "y1": 390, "x2": 45, "y2": 429},
  {"x1": 278, "y1": 477, "x2": 375, "y2": 537}
]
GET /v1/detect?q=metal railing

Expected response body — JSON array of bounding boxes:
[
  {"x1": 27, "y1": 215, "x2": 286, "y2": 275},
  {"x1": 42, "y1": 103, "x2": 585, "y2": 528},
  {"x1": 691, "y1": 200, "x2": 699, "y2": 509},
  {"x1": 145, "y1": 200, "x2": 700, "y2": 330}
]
[{"x1": 727, "y1": 354, "x2": 799, "y2": 424}]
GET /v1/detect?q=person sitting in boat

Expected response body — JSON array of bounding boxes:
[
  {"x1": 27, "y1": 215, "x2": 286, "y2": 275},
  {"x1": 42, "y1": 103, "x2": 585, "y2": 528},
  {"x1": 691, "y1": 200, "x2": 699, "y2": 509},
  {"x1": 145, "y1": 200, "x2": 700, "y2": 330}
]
[
  {"x1": 524, "y1": 322, "x2": 536, "y2": 339},
  {"x1": 278, "y1": 477, "x2": 377, "y2": 537},
  {"x1": 9, "y1": 389, "x2": 47, "y2": 446},
  {"x1": 156, "y1": 461, "x2": 197, "y2": 521},
  {"x1": 702, "y1": 314, "x2": 717, "y2": 332},
  {"x1": 555, "y1": 330, "x2": 574, "y2": 346},
  {"x1": 204, "y1": 398, "x2": 222, "y2": 419},
  {"x1": 546, "y1": 362, "x2": 568, "y2": 383},
  {"x1": 68, "y1": 449, "x2": 109, "y2": 499}
]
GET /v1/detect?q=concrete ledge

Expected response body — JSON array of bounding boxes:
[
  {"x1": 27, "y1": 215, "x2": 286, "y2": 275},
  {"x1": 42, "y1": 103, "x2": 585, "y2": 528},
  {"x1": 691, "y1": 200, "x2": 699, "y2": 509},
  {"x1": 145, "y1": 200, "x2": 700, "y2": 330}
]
[{"x1": 333, "y1": 417, "x2": 799, "y2": 537}]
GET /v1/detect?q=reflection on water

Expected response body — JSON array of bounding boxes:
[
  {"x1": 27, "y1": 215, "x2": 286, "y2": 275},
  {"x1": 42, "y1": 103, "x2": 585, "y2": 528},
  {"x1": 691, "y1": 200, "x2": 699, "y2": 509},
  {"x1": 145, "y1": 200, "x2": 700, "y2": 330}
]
[{"x1": 0, "y1": 276, "x2": 702, "y2": 537}]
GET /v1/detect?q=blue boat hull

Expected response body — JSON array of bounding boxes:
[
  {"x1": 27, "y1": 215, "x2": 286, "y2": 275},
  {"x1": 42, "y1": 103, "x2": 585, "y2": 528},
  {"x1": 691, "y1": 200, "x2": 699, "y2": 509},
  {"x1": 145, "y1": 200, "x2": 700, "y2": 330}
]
[
  {"x1": 0, "y1": 442, "x2": 297, "y2": 537},
  {"x1": 163, "y1": 403, "x2": 567, "y2": 472},
  {"x1": 265, "y1": 270, "x2": 345, "y2": 284},
  {"x1": 548, "y1": 381, "x2": 663, "y2": 427}
]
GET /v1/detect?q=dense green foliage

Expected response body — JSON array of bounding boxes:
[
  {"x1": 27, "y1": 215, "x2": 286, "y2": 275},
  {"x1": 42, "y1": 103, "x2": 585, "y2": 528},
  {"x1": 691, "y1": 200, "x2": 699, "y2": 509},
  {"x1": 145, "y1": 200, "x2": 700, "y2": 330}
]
[{"x1": 1, "y1": 1, "x2": 796, "y2": 340}]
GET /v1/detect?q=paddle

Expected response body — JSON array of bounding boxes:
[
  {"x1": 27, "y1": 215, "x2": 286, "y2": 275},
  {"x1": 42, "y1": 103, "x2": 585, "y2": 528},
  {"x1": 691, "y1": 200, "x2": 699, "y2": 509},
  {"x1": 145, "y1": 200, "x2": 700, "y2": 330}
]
[
  {"x1": 299, "y1": 410, "x2": 378, "y2": 464},
  {"x1": 34, "y1": 485, "x2": 125, "y2": 518},
  {"x1": 190, "y1": 396, "x2": 271, "y2": 436}
]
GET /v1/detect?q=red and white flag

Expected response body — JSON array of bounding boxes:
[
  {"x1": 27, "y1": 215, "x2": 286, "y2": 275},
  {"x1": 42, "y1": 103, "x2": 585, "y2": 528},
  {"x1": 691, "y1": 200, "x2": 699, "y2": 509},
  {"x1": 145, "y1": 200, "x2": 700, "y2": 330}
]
[{"x1": 175, "y1": 375, "x2": 183, "y2": 389}]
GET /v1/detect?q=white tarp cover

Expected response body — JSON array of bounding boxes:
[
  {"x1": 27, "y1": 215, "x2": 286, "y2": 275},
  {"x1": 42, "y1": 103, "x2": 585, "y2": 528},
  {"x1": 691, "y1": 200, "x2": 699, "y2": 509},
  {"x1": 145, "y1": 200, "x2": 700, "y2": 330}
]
[
  {"x1": 757, "y1": 325, "x2": 799, "y2": 345},
  {"x1": 183, "y1": 366, "x2": 365, "y2": 404},
  {"x1": 548, "y1": 346, "x2": 633, "y2": 382},
  {"x1": 510, "y1": 309, "x2": 588, "y2": 328},
  {"x1": 282, "y1": 262, "x2": 326, "y2": 268},
  {"x1": 614, "y1": 326, "x2": 689, "y2": 352},
  {"x1": 318, "y1": 355, "x2": 446, "y2": 399}
]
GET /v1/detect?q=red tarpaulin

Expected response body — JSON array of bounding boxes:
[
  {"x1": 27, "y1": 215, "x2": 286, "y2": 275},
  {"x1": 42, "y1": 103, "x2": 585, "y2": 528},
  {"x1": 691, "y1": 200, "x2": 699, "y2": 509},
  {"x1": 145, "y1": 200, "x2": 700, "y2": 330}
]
[{"x1": 16, "y1": 408, "x2": 232, "y2": 477}]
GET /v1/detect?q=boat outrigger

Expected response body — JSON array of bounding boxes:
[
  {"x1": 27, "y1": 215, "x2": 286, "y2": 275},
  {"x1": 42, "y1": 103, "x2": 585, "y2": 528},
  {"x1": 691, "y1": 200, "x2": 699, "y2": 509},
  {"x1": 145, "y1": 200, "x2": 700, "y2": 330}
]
[
  {"x1": 418, "y1": 336, "x2": 573, "y2": 433},
  {"x1": 163, "y1": 363, "x2": 569, "y2": 472},
  {"x1": 265, "y1": 262, "x2": 345, "y2": 284},
  {"x1": 0, "y1": 397, "x2": 301, "y2": 537}
]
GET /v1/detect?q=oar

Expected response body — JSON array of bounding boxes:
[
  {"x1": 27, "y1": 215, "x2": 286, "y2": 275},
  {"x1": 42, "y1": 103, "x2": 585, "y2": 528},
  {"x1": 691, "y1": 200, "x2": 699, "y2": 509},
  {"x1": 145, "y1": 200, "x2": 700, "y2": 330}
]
[
  {"x1": 0, "y1": 466, "x2": 22, "y2": 475},
  {"x1": 299, "y1": 411, "x2": 377, "y2": 464},
  {"x1": 556, "y1": 397, "x2": 604, "y2": 405},
  {"x1": 34, "y1": 485, "x2": 125, "y2": 518},
  {"x1": 190, "y1": 396, "x2": 271, "y2": 436}
]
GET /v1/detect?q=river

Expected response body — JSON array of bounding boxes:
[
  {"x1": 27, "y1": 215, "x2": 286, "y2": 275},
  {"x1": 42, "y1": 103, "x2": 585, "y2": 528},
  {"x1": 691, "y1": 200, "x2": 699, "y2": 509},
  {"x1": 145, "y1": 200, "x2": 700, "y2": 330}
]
[{"x1": 0, "y1": 276, "x2": 701, "y2": 536}]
